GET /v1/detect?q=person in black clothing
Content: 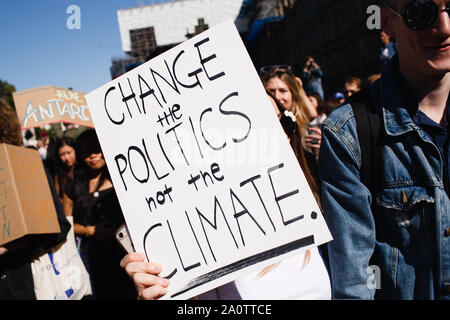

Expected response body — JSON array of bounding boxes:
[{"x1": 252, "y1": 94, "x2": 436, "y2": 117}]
[
  {"x1": 63, "y1": 129, "x2": 136, "y2": 299},
  {"x1": 54, "y1": 136, "x2": 77, "y2": 204}
]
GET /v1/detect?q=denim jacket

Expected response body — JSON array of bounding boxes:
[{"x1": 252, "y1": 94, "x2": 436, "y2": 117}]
[{"x1": 319, "y1": 59, "x2": 450, "y2": 299}]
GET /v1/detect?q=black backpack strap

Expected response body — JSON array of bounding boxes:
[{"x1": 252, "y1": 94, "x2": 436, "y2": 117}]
[{"x1": 348, "y1": 87, "x2": 382, "y2": 193}]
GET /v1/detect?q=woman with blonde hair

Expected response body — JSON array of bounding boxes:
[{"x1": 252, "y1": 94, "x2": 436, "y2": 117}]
[
  {"x1": 261, "y1": 67, "x2": 322, "y2": 186},
  {"x1": 261, "y1": 67, "x2": 317, "y2": 129}
]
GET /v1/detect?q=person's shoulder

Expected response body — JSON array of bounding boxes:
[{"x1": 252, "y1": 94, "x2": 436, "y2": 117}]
[{"x1": 322, "y1": 103, "x2": 355, "y2": 133}]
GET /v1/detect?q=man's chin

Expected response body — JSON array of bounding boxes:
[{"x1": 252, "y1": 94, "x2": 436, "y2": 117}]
[
  {"x1": 423, "y1": 50, "x2": 450, "y2": 74},
  {"x1": 426, "y1": 60, "x2": 450, "y2": 75}
]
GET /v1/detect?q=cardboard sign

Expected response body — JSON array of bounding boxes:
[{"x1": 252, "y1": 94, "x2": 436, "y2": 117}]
[
  {"x1": 0, "y1": 144, "x2": 60, "y2": 246},
  {"x1": 13, "y1": 85, "x2": 94, "y2": 129},
  {"x1": 86, "y1": 20, "x2": 332, "y2": 300}
]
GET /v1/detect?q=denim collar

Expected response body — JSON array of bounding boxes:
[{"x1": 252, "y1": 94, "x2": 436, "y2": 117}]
[
  {"x1": 374, "y1": 56, "x2": 450, "y2": 137},
  {"x1": 372, "y1": 56, "x2": 417, "y2": 136}
]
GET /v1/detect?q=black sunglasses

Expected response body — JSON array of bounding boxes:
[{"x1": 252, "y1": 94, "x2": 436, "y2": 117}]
[
  {"x1": 381, "y1": 0, "x2": 450, "y2": 31},
  {"x1": 259, "y1": 65, "x2": 292, "y2": 75}
]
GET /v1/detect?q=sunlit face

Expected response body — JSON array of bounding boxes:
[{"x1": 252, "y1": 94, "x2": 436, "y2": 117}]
[
  {"x1": 386, "y1": 0, "x2": 450, "y2": 76},
  {"x1": 80, "y1": 142, "x2": 105, "y2": 170},
  {"x1": 58, "y1": 145, "x2": 76, "y2": 168},
  {"x1": 308, "y1": 96, "x2": 319, "y2": 109},
  {"x1": 344, "y1": 82, "x2": 360, "y2": 98},
  {"x1": 265, "y1": 77, "x2": 293, "y2": 110},
  {"x1": 83, "y1": 152, "x2": 105, "y2": 170}
]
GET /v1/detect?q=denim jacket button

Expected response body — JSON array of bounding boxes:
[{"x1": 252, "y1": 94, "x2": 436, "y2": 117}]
[{"x1": 445, "y1": 227, "x2": 450, "y2": 237}]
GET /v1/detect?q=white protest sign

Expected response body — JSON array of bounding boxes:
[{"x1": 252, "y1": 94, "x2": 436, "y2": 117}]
[{"x1": 86, "y1": 19, "x2": 332, "y2": 300}]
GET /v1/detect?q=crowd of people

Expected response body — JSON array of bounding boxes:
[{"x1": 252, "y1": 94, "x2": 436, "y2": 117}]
[{"x1": 0, "y1": 0, "x2": 449, "y2": 300}]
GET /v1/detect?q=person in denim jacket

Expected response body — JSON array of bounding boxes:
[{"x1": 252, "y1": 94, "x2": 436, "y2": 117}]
[{"x1": 319, "y1": 0, "x2": 450, "y2": 299}]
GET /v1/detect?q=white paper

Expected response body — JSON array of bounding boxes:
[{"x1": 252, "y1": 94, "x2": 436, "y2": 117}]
[{"x1": 86, "y1": 19, "x2": 332, "y2": 300}]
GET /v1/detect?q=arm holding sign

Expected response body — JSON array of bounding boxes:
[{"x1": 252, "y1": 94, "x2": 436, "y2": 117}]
[{"x1": 65, "y1": 129, "x2": 136, "y2": 299}]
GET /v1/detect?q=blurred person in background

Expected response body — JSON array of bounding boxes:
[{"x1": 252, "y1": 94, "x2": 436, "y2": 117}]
[
  {"x1": 343, "y1": 76, "x2": 362, "y2": 98},
  {"x1": 301, "y1": 56, "x2": 325, "y2": 100},
  {"x1": 54, "y1": 136, "x2": 77, "y2": 205},
  {"x1": 37, "y1": 131, "x2": 50, "y2": 160},
  {"x1": 332, "y1": 92, "x2": 346, "y2": 106},
  {"x1": 308, "y1": 92, "x2": 323, "y2": 115},
  {"x1": 310, "y1": 100, "x2": 336, "y2": 128},
  {"x1": 379, "y1": 30, "x2": 398, "y2": 70}
]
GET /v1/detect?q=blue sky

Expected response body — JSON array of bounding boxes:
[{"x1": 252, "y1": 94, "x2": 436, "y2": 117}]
[{"x1": 0, "y1": 0, "x2": 174, "y2": 94}]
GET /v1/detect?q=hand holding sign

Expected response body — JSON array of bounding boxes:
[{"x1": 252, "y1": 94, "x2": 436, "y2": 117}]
[
  {"x1": 86, "y1": 19, "x2": 332, "y2": 300},
  {"x1": 119, "y1": 252, "x2": 169, "y2": 300}
]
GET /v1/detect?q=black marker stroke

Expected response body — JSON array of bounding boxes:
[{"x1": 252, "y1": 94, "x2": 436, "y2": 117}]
[{"x1": 170, "y1": 235, "x2": 314, "y2": 298}]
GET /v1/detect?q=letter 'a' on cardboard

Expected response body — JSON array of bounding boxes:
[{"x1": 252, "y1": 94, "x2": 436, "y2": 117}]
[{"x1": 0, "y1": 143, "x2": 60, "y2": 246}]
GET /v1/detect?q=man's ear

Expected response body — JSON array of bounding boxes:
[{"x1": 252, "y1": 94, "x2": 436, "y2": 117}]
[{"x1": 381, "y1": 6, "x2": 397, "y2": 38}]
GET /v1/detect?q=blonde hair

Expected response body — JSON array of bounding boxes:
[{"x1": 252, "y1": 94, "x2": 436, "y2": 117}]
[{"x1": 262, "y1": 69, "x2": 311, "y2": 132}]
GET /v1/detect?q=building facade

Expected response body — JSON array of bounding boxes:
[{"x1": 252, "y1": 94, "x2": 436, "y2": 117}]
[
  {"x1": 117, "y1": 0, "x2": 247, "y2": 54},
  {"x1": 112, "y1": 0, "x2": 384, "y2": 96},
  {"x1": 111, "y1": 0, "x2": 248, "y2": 78},
  {"x1": 246, "y1": 0, "x2": 382, "y2": 98}
]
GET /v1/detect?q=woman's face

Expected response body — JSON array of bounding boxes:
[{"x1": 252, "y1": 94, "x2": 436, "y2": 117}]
[
  {"x1": 308, "y1": 96, "x2": 319, "y2": 110},
  {"x1": 58, "y1": 145, "x2": 76, "y2": 168},
  {"x1": 80, "y1": 142, "x2": 105, "y2": 170},
  {"x1": 265, "y1": 77, "x2": 293, "y2": 110}
]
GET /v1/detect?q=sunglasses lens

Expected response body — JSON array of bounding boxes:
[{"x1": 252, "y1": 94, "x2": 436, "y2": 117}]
[
  {"x1": 260, "y1": 65, "x2": 292, "y2": 75},
  {"x1": 260, "y1": 66, "x2": 271, "y2": 74},
  {"x1": 278, "y1": 65, "x2": 291, "y2": 70},
  {"x1": 403, "y1": 0, "x2": 438, "y2": 30}
]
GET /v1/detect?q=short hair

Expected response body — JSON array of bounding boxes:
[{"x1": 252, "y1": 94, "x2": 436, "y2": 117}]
[
  {"x1": 345, "y1": 77, "x2": 362, "y2": 90},
  {"x1": 0, "y1": 98, "x2": 22, "y2": 146},
  {"x1": 308, "y1": 92, "x2": 323, "y2": 105}
]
